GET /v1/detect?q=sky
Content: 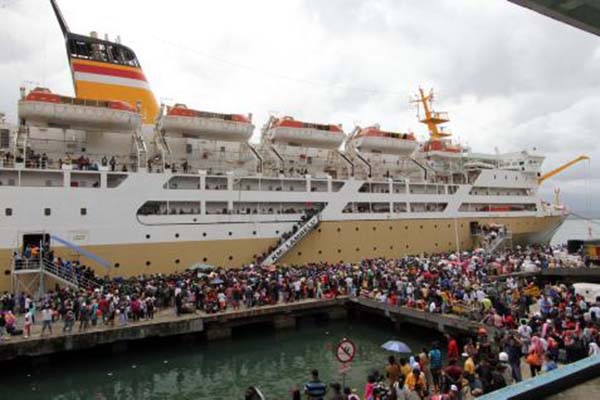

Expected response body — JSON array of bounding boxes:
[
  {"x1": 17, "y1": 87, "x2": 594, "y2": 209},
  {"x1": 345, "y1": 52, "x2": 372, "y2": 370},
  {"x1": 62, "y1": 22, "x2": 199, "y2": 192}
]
[{"x1": 0, "y1": 0, "x2": 599, "y2": 215}]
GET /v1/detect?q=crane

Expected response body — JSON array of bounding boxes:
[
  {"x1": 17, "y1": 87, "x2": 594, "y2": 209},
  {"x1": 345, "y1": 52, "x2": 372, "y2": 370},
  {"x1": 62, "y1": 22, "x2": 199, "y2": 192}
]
[{"x1": 538, "y1": 155, "x2": 590, "y2": 184}]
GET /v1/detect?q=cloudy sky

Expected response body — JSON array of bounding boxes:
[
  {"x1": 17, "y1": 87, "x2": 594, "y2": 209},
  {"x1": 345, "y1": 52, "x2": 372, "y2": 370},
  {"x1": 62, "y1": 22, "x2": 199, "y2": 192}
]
[{"x1": 1, "y1": 0, "x2": 599, "y2": 215}]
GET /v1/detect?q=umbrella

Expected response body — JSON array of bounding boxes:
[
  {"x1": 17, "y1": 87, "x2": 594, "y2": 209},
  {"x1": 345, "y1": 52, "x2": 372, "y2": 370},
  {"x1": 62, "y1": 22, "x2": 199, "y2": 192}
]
[
  {"x1": 210, "y1": 278, "x2": 224, "y2": 285},
  {"x1": 381, "y1": 340, "x2": 412, "y2": 354},
  {"x1": 188, "y1": 263, "x2": 215, "y2": 272}
]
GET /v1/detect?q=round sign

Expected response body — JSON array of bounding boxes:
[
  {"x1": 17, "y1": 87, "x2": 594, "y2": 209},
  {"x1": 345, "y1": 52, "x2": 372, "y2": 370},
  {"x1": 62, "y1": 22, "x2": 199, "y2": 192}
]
[{"x1": 335, "y1": 339, "x2": 356, "y2": 363}]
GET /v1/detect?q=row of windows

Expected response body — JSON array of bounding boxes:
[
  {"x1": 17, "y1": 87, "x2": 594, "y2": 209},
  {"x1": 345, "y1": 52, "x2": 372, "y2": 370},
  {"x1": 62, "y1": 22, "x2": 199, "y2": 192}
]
[{"x1": 4, "y1": 208, "x2": 87, "y2": 217}]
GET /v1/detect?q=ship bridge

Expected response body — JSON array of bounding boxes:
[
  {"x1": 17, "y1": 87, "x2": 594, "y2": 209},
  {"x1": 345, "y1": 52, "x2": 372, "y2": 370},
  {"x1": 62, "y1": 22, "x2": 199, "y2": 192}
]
[{"x1": 509, "y1": 0, "x2": 600, "y2": 37}]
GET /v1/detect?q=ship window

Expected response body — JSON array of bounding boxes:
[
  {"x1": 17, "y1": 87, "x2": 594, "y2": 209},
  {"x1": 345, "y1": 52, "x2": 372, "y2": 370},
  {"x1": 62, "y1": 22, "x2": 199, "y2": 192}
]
[
  {"x1": 145, "y1": 234, "x2": 151, "y2": 239},
  {"x1": 44, "y1": 208, "x2": 51, "y2": 216},
  {"x1": 0, "y1": 129, "x2": 9, "y2": 148},
  {"x1": 114, "y1": 263, "x2": 120, "y2": 268},
  {"x1": 228, "y1": 256, "x2": 233, "y2": 261},
  {"x1": 80, "y1": 208, "x2": 87, "y2": 216},
  {"x1": 203, "y1": 257, "x2": 208, "y2": 262},
  {"x1": 4, "y1": 270, "x2": 10, "y2": 276},
  {"x1": 5, "y1": 208, "x2": 12, "y2": 216},
  {"x1": 318, "y1": 250, "x2": 322, "y2": 255},
  {"x1": 252, "y1": 230, "x2": 257, "y2": 235},
  {"x1": 145, "y1": 261, "x2": 151, "y2": 266},
  {"x1": 175, "y1": 259, "x2": 180, "y2": 264}
]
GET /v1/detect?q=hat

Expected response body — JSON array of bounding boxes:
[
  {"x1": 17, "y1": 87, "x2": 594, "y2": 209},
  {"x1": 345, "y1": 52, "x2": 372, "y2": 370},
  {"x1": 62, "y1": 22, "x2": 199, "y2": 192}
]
[
  {"x1": 450, "y1": 385, "x2": 458, "y2": 392},
  {"x1": 499, "y1": 352, "x2": 509, "y2": 362}
]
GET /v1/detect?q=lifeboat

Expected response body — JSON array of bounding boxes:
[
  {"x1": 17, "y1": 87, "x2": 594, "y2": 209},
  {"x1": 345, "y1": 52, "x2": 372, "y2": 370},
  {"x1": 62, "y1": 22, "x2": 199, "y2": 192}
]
[
  {"x1": 18, "y1": 88, "x2": 142, "y2": 132},
  {"x1": 161, "y1": 104, "x2": 254, "y2": 142},
  {"x1": 350, "y1": 126, "x2": 418, "y2": 155},
  {"x1": 267, "y1": 116, "x2": 345, "y2": 149},
  {"x1": 422, "y1": 139, "x2": 464, "y2": 155}
]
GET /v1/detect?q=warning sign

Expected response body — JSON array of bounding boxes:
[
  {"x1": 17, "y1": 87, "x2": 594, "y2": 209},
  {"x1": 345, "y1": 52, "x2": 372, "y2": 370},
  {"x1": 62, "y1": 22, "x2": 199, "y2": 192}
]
[{"x1": 335, "y1": 338, "x2": 356, "y2": 363}]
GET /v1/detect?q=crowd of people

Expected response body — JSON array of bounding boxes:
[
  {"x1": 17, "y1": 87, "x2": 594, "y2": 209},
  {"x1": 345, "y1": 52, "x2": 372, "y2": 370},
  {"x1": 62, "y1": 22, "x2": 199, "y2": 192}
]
[{"x1": 0, "y1": 243, "x2": 598, "y2": 398}]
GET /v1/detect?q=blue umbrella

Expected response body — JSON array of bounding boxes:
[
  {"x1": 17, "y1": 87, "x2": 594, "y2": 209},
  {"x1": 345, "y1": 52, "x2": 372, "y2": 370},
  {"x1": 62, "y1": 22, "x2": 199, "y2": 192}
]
[{"x1": 381, "y1": 340, "x2": 412, "y2": 354}]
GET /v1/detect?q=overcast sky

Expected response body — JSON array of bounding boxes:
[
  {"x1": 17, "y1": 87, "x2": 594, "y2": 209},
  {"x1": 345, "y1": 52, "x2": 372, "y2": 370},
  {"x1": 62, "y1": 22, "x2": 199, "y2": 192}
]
[{"x1": 1, "y1": 0, "x2": 599, "y2": 215}]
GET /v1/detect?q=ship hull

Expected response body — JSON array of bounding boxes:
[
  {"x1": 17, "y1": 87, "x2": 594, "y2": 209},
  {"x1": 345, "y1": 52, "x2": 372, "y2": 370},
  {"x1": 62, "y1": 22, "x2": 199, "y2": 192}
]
[{"x1": 0, "y1": 214, "x2": 564, "y2": 292}]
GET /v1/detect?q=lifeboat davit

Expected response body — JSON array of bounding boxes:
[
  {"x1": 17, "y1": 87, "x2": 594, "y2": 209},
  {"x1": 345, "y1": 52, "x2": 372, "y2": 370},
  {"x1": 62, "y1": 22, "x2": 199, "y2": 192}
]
[
  {"x1": 161, "y1": 104, "x2": 254, "y2": 142},
  {"x1": 350, "y1": 126, "x2": 418, "y2": 155},
  {"x1": 18, "y1": 88, "x2": 142, "y2": 132},
  {"x1": 267, "y1": 116, "x2": 345, "y2": 149}
]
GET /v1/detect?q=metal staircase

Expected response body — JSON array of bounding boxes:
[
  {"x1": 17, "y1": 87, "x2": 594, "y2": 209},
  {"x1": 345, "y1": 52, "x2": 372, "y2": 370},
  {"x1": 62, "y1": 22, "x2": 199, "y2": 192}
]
[
  {"x1": 486, "y1": 229, "x2": 512, "y2": 254},
  {"x1": 261, "y1": 213, "x2": 321, "y2": 266},
  {"x1": 12, "y1": 256, "x2": 100, "y2": 297},
  {"x1": 133, "y1": 130, "x2": 148, "y2": 170},
  {"x1": 153, "y1": 127, "x2": 172, "y2": 169}
]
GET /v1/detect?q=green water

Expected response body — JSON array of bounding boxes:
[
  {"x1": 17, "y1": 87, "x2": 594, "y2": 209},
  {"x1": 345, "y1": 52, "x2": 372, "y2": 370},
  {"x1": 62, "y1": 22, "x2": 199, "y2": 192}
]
[{"x1": 2, "y1": 318, "x2": 437, "y2": 400}]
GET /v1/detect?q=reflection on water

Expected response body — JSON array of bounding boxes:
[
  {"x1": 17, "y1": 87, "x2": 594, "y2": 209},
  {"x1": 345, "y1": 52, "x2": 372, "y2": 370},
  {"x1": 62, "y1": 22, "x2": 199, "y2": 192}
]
[{"x1": 2, "y1": 319, "x2": 438, "y2": 400}]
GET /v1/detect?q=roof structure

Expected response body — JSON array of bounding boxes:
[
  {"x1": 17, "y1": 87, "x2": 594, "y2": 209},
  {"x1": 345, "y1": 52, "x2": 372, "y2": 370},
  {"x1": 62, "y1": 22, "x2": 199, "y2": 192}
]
[{"x1": 508, "y1": 0, "x2": 600, "y2": 37}]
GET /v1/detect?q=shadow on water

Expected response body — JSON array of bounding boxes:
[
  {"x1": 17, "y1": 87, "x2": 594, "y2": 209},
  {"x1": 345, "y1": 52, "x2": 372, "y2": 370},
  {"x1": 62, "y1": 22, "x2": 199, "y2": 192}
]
[{"x1": 1, "y1": 316, "x2": 441, "y2": 400}]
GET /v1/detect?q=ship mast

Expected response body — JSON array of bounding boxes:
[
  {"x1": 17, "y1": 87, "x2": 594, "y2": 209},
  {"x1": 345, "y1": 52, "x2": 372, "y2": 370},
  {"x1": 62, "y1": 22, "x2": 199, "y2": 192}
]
[{"x1": 413, "y1": 88, "x2": 452, "y2": 141}]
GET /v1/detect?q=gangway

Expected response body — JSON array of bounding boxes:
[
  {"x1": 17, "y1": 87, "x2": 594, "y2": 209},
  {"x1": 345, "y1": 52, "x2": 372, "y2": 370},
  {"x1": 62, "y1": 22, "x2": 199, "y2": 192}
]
[
  {"x1": 11, "y1": 249, "x2": 101, "y2": 298},
  {"x1": 261, "y1": 213, "x2": 321, "y2": 266}
]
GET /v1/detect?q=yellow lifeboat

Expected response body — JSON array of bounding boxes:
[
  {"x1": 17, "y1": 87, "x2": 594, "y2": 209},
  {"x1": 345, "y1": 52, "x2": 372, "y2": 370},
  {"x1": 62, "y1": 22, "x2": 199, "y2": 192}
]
[
  {"x1": 161, "y1": 104, "x2": 254, "y2": 142},
  {"x1": 267, "y1": 116, "x2": 345, "y2": 149},
  {"x1": 350, "y1": 125, "x2": 418, "y2": 155},
  {"x1": 18, "y1": 87, "x2": 142, "y2": 132}
]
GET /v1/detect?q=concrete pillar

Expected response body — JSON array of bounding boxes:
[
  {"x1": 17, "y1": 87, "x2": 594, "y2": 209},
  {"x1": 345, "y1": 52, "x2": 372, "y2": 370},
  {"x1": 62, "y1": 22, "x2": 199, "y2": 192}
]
[
  {"x1": 205, "y1": 324, "x2": 232, "y2": 341},
  {"x1": 273, "y1": 315, "x2": 297, "y2": 330}
]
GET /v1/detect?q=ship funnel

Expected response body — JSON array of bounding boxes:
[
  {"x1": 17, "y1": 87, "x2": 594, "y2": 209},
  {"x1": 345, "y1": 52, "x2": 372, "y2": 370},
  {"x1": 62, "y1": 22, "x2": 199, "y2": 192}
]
[{"x1": 90, "y1": 31, "x2": 98, "y2": 38}]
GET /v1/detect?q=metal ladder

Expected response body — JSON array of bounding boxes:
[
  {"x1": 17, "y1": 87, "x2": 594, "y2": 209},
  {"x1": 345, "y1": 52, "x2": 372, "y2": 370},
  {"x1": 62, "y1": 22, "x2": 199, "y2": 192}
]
[{"x1": 261, "y1": 213, "x2": 321, "y2": 266}]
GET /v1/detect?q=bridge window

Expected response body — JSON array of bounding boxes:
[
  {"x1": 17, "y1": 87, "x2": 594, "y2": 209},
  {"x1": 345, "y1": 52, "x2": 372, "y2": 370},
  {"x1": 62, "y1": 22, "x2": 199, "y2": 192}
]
[
  {"x1": 80, "y1": 208, "x2": 87, "y2": 216},
  {"x1": 68, "y1": 37, "x2": 141, "y2": 68},
  {"x1": 5, "y1": 208, "x2": 12, "y2": 216},
  {"x1": 44, "y1": 208, "x2": 51, "y2": 216}
]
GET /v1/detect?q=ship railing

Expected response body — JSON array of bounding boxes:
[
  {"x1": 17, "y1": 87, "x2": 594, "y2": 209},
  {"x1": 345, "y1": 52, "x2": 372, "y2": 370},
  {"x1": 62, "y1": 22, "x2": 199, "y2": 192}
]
[
  {"x1": 261, "y1": 212, "x2": 321, "y2": 266},
  {"x1": 39, "y1": 257, "x2": 101, "y2": 291},
  {"x1": 486, "y1": 229, "x2": 512, "y2": 254}
]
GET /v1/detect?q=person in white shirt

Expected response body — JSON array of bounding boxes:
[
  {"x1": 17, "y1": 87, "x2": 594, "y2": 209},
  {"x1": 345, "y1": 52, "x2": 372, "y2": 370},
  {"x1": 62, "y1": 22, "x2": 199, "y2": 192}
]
[{"x1": 41, "y1": 305, "x2": 53, "y2": 336}]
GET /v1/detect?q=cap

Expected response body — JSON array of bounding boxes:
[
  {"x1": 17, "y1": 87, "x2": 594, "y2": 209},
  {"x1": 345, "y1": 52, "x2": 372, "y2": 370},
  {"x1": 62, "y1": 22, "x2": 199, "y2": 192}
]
[
  {"x1": 450, "y1": 384, "x2": 458, "y2": 391},
  {"x1": 499, "y1": 352, "x2": 509, "y2": 362}
]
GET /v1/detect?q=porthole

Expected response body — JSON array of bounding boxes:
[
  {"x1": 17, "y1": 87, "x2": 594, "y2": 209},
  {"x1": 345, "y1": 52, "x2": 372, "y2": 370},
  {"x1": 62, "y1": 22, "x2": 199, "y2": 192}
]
[
  {"x1": 372, "y1": 227, "x2": 376, "y2": 231},
  {"x1": 114, "y1": 263, "x2": 120, "y2": 268},
  {"x1": 390, "y1": 246, "x2": 394, "y2": 250},
  {"x1": 434, "y1": 224, "x2": 438, "y2": 229},
  {"x1": 228, "y1": 256, "x2": 233, "y2": 261},
  {"x1": 193, "y1": 218, "x2": 198, "y2": 222},
  {"x1": 145, "y1": 261, "x2": 151, "y2": 266},
  {"x1": 297, "y1": 252, "x2": 302, "y2": 256},
  {"x1": 447, "y1": 224, "x2": 451, "y2": 228},
  {"x1": 405, "y1": 244, "x2": 409, "y2": 249},
  {"x1": 203, "y1": 257, "x2": 208, "y2": 262},
  {"x1": 389, "y1": 226, "x2": 393, "y2": 231},
  {"x1": 275, "y1": 230, "x2": 280, "y2": 235},
  {"x1": 420, "y1": 225, "x2": 424, "y2": 229},
  {"x1": 404, "y1": 226, "x2": 408, "y2": 230},
  {"x1": 337, "y1": 249, "x2": 341, "y2": 253},
  {"x1": 175, "y1": 233, "x2": 180, "y2": 238},
  {"x1": 145, "y1": 234, "x2": 151, "y2": 239},
  {"x1": 337, "y1": 227, "x2": 341, "y2": 232},
  {"x1": 435, "y1": 243, "x2": 439, "y2": 247},
  {"x1": 373, "y1": 246, "x2": 377, "y2": 251},
  {"x1": 175, "y1": 259, "x2": 180, "y2": 264},
  {"x1": 356, "y1": 248, "x2": 360, "y2": 252},
  {"x1": 355, "y1": 227, "x2": 359, "y2": 231},
  {"x1": 318, "y1": 228, "x2": 322, "y2": 233},
  {"x1": 253, "y1": 231, "x2": 257, "y2": 235},
  {"x1": 228, "y1": 232, "x2": 233, "y2": 236},
  {"x1": 4, "y1": 269, "x2": 11, "y2": 276},
  {"x1": 203, "y1": 232, "x2": 207, "y2": 237},
  {"x1": 318, "y1": 250, "x2": 322, "y2": 255}
]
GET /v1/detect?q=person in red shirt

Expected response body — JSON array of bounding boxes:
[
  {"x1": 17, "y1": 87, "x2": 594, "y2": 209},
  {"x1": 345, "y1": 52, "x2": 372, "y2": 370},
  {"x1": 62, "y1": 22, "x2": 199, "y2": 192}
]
[{"x1": 446, "y1": 334, "x2": 459, "y2": 360}]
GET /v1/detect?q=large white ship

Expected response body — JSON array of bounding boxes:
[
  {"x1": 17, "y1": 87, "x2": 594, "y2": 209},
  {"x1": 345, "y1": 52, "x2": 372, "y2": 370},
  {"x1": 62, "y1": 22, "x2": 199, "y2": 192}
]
[{"x1": 0, "y1": 1, "x2": 581, "y2": 292}]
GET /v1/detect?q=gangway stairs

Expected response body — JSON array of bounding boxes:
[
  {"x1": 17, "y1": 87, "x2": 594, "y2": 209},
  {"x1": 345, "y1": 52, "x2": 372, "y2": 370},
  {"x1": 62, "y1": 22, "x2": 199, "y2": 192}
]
[
  {"x1": 261, "y1": 213, "x2": 321, "y2": 266},
  {"x1": 133, "y1": 130, "x2": 148, "y2": 170},
  {"x1": 12, "y1": 256, "x2": 101, "y2": 298},
  {"x1": 486, "y1": 229, "x2": 513, "y2": 254}
]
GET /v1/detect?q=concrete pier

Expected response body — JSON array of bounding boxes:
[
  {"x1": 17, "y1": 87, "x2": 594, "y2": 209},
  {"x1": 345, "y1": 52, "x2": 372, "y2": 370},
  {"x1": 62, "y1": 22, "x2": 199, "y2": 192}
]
[{"x1": 0, "y1": 298, "x2": 347, "y2": 361}]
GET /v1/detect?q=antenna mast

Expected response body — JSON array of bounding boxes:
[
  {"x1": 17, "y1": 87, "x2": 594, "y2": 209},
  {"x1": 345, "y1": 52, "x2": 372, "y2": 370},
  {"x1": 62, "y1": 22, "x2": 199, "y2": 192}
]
[{"x1": 50, "y1": 0, "x2": 70, "y2": 37}]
